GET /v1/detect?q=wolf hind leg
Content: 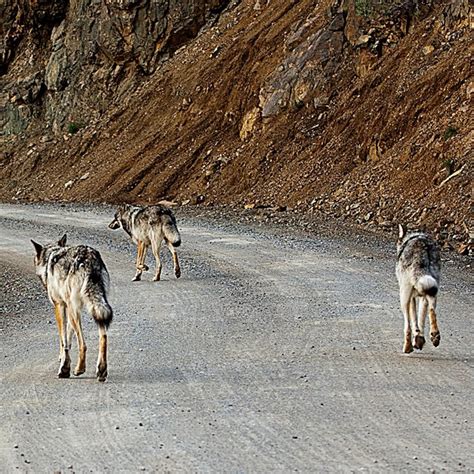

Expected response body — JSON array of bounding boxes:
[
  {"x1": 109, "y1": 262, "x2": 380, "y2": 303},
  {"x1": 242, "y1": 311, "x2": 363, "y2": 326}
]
[
  {"x1": 427, "y1": 295, "x2": 440, "y2": 347},
  {"x1": 400, "y1": 286, "x2": 413, "y2": 353},
  {"x1": 167, "y1": 241, "x2": 181, "y2": 278},
  {"x1": 68, "y1": 307, "x2": 87, "y2": 376},
  {"x1": 409, "y1": 295, "x2": 424, "y2": 350},
  {"x1": 54, "y1": 302, "x2": 65, "y2": 362},
  {"x1": 151, "y1": 239, "x2": 162, "y2": 281},
  {"x1": 55, "y1": 303, "x2": 71, "y2": 378},
  {"x1": 96, "y1": 325, "x2": 108, "y2": 382},
  {"x1": 415, "y1": 297, "x2": 428, "y2": 350},
  {"x1": 132, "y1": 241, "x2": 149, "y2": 281}
]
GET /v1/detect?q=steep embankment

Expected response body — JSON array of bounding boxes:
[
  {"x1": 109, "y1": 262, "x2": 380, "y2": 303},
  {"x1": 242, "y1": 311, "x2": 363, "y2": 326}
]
[{"x1": 1, "y1": 0, "x2": 472, "y2": 249}]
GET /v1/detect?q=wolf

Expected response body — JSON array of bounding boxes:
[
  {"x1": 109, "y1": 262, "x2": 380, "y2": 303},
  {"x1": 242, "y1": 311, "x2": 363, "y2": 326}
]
[
  {"x1": 31, "y1": 235, "x2": 112, "y2": 381},
  {"x1": 396, "y1": 224, "x2": 441, "y2": 353},
  {"x1": 108, "y1": 204, "x2": 181, "y2": 282}
]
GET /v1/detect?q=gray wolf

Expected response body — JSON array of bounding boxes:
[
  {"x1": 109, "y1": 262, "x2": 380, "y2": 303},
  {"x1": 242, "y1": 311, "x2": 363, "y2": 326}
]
[
  {"x1": 31, "y1": 235, "x2": 112, "y2": 381},
  {"x1": 396, "y1": 224, "x2": 441, "y2": 353},
  {"x1": 108, "y1": 204, "x2": 182, "y2": 282}
]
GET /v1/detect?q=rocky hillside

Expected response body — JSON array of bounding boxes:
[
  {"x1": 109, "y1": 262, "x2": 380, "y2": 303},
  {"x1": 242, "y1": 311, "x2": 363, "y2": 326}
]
[{"x1": 1, "y1": 0, "x2": 472, "y2": 250}]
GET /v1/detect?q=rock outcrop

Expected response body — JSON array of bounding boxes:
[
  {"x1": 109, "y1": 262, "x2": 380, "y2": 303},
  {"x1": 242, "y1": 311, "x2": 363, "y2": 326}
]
[{"x1": 1, "y1": 0, "x2": 230, "y2": 135}]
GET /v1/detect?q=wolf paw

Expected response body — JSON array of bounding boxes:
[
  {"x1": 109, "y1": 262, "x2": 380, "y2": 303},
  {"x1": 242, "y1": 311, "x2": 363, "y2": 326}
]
[
  {"x1": 58, "y1": 365, "x2": 71, "y2": 378},
  {"x1": 403, "y1": 342, "x2": 414, "y2": 354},
  {"x1": 74, "y1": 365, "x2": 86, "y2": 376},
  {"x1": 152, "y1": 275, "x2": 161, "y2": 282},
  {"x1": 414, "y1": 334, "x2": 426, "y2": 350},
  {"x1": 96, "y1": 366, "x2": 107, "y2": 382},
  {"x1": 175, "y1": 268, "x2": 181, "y2": 279},
  {"x1": 431, "y1": 331, "x2": 441, "y2": 347},
  {"x1": 132, "y1": 274, "x2": 142, "y2": 282}
]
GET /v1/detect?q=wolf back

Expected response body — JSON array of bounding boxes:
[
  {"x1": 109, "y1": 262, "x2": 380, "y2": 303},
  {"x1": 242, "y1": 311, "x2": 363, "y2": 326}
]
[
  {"x1": 397, "y1": 232, "x2": 440, "y2": 297},
  {"x1": 38, "y1": 244, "x2": 113, "y2": 328}
]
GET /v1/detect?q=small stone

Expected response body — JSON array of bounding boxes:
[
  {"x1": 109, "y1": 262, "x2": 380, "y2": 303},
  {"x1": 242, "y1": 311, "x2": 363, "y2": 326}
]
[
  {"x1": 356, "y1": 35, "x2": 371, "y2": 47},
  {"x1": 210, "y1": 46, "x2": 221, "y2": 58},
  {"x1": 423, "y1": 45, "x2": 435, "y2": 55}
]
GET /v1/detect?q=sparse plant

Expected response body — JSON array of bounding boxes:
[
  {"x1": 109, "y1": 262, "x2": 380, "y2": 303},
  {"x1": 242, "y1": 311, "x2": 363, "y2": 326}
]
[
  {"x1": 355, "y1": 0, "x2": 413, "y2": 18},
  {"x1": 355, "y1": 0, "x2": 373, "y2": 17},
  {"x1": 443, "y1": 158, "x2": 454, "y2": 176},
  {"x1": 67, "y1": 122, "x2": 81, "y2": 134},
  {"x1": 443, "y1": 125, "x2": 458, "y2": 140}
]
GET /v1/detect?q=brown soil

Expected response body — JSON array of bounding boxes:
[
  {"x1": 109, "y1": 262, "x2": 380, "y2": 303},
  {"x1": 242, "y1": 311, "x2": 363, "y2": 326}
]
[{"x1": 1, "y1": 0, "x2": 472, "y2": 249}]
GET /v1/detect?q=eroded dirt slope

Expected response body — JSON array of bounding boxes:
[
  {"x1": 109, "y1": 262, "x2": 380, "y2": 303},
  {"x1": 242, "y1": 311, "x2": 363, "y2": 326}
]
[{"x1": 1, "y1": 0, "x2": 472, "y2": 249}]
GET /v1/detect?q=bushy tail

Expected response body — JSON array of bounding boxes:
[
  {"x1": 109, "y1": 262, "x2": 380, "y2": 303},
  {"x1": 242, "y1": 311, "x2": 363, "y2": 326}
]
[
  {"x1": 85, "y1": 269, "x2": 113, "y2": 328},
  {"x1": 416, "y1": 275, "x2": 438, "y2": 297},
  {"x1": 162, "y1": 213, "x2": 181, "y2": 247},
  {"x1": 91, "y1": 298, "x2": 113, "y2": 329}
]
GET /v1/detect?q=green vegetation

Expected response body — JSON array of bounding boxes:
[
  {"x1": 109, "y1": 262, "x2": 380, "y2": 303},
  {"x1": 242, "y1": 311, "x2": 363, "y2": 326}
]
[
  {"x1": 355, "y1": 0, "x2": 373, "y2": 17},
  {"x1": 443, "y1": 158, "x2": 454, "y2": 176},
  {"x1": 67, "y1": 122, "x2": 82, "y2": 134},
  {"x1": 355, "y1": 0, "x2": 407, "y2": 18},
  {"x1": 443, "y1": 125, "x2": 458, "y2": 141}
]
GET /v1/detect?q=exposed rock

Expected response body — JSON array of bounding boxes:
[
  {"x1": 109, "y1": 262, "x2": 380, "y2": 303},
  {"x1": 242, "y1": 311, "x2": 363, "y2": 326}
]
[
  {"x1": 259, "y1": 9, "x2": 346, "y2": 118},
  {"x1": 441, "y1": 0, "x2": 472, "y2": 28},
  {"x1": 2, "y1": 0, "x2": 231, "y2": 136},
  {"x1": 240, "y1": 107, "x2": 260, "y2": 140},
  {"x1": 368, "y1": 141, "x2": 382, "y2": 163},
  {"x1": 423, "y1": 45, "x2": 435, "y2": 55},
  {"x1": 356, "y1": 35, "x2": 371, "y2": 47}
]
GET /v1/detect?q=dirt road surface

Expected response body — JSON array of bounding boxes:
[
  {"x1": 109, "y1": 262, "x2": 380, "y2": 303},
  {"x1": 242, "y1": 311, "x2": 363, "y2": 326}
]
[{"x1": 0, "y1": 203, "x2": 472, "y2": 472}]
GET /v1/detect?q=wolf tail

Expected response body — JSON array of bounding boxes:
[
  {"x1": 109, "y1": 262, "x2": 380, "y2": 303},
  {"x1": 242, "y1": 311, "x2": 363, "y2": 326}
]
[
  {"x1": 162, "y1": 213, "x2": 181, "y2": 247},
  {"x1": 416, "y1": 275, "x2": 438, "y2": 297},
  {"x1": 84, "y1": 266, "x2": 113, "y2": 329},
  {"x1": 90, "y1": 295, "x2": 113, "y2": 329}
]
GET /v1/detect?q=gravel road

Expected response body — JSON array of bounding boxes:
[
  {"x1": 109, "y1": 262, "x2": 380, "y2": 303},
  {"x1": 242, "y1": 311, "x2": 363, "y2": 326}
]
[{"x1": 0, "y1": 203, "x2": 472, "y2": 472}]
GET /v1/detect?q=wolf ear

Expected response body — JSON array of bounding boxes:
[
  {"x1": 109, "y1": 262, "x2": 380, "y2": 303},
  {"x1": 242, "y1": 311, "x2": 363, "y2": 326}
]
[
  {"x1": 31, "y1": 240, "x2": 43, "y2": 257},
  {"x1": 398, "y1": 224, "x2": 406, "y2": 239},
  {"x1": 58, "y1": 234, "x2": 67, "y2": 247}
]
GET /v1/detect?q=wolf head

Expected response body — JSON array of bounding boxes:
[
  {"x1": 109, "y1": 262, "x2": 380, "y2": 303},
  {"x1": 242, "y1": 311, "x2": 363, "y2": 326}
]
[
  {"x1": 397, "y1": 224, "x2": 434, "y2": 261},
  {"x1": 108, "y1": 205, "x2": 131, "y2": 230},
  {"x1": 31, "y1": 234, "x2": 67, "y2": 285},
  {"x1": 397, "y1": 224, "x2": 427, "y2": 246}
]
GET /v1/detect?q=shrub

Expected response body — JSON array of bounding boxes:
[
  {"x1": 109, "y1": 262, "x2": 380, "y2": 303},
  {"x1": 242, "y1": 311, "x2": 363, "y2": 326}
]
[
  {"x1": 355, "y1": 0, "x2": 373, "y2": 17},
  {"x1": 443, "y1": 125, "x2": 458, "y2": 140},
  {"x1": 67, "y1": 122, "x2": 81, "y2": 134}
]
